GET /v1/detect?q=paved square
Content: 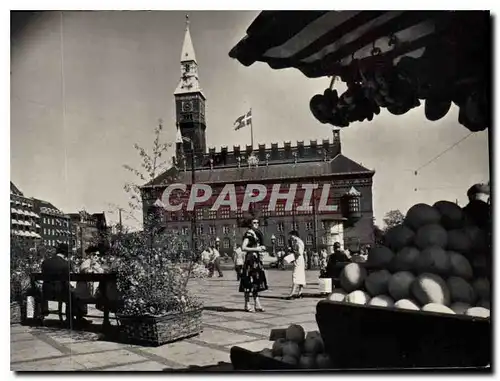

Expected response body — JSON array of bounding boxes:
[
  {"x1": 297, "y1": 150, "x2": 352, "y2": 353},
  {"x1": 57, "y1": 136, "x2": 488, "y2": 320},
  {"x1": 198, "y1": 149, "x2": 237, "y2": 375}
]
[{"x1": 11, "y1": 269, "x2": 324, "y2": 371}]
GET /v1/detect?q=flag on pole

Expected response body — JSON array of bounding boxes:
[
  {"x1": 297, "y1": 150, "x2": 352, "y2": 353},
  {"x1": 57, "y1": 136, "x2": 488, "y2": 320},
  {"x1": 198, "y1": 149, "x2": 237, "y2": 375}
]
[{"x1": 234, "y1": 109, "x2": 252, "y2": 131}]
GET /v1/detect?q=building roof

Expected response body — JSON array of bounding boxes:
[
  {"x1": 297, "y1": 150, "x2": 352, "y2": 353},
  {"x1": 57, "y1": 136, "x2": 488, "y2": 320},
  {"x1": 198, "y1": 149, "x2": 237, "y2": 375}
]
[
  {"x1": 33, "y1": 198, "x2": 68, "y2": 217},
  {"x1": 145, "y1": 154, "x2": 374, "y2": 187},
  {"x1": 10, "y1": 182, "x2": 23, "y2": 196}
]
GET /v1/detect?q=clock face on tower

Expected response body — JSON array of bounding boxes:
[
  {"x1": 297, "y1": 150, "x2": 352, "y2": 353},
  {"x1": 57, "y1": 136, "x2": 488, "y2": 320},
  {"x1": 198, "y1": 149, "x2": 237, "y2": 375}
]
[{"x1": 182, "y1": 101, "x2": 193, "y2": 112}]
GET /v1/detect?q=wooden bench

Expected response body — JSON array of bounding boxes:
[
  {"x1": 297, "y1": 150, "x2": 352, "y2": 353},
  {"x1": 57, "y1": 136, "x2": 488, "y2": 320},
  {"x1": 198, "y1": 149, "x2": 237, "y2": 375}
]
[{"x1": 30, "y1": 272, "x2": 117, "y2": 331}]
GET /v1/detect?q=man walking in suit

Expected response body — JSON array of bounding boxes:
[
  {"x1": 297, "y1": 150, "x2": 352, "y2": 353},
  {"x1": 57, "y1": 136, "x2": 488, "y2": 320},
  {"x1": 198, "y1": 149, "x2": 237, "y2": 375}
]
[{"x1": 41, "y1": 243, "x2": 89, "y2": 326}]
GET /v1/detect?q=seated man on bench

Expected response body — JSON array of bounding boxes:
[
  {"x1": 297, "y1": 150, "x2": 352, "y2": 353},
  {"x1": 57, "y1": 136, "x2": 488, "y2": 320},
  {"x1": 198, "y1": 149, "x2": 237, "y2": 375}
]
[{"x1": 40, "y1": 243, "x2": 90, "y2": 327}]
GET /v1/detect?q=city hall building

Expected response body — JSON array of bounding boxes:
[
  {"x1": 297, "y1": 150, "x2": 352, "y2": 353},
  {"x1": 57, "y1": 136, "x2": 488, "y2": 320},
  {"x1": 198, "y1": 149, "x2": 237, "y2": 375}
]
[{"x1": 142, "y1": 18, "x2": 375, "y2": 255}]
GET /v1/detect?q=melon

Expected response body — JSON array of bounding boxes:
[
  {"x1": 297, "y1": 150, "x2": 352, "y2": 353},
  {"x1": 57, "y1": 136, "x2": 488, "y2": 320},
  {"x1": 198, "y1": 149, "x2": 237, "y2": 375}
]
[
  {"x1": 465, "y1": 307, "x2": 490, "y2": 318},
  {"x1": 388, "y1": 271, "x2": 415, "y2": 300},
  {"x1": 282, "y1": 341, "x2": 301, "y2": 359},
  {"x1": 366, "y1": 246, "x2": 395, "y2": 269},
  {"x1": 433, "y1": 200, "x2": 465, "y2": 229},
  {"x1": 299, "y1": 355, "x2": 316, "y2": 369},
  {"x1": 414, "y1": 224, "x2": 448, "y2": 249},
  {"x1": 282, "y1": 355, "x2": 298, "y2": 365},
  {"x1": 345, "y1": 290, "x2": 371, "y2": 305},
  {"x1": 450, "y1": 302, "x2": 471, "y2": 314},
  {"x1": 394, "y1": 299, "x2": 420, "y2": 311},
  {"x1": 315, "y1": 353, "x2": 331, "y2": 369},
  {"x1": 305, "y1": 330, "x2": 321, "y2": 341},
  {"x1": 405, "y1": 203, "x2": 441, "y2": 230},
  {"x1": 368, "y1": 295, "x2": 394, "y2": 307},
  {"x1": 392, "y1": 246, "x2": 420, "y2": 272},
  {"x1": 327, "y1": 289, "x2": 347, "y2": 302},
  {"x1": 340, "y1": 263, "x2": 367, "y2": 293},
  {"x1": 286, "y1": 324, "x2": 305, "y2": 344},
  {"x1": 477, "y1": 300, "x2": 490, "y2": 309},
  {"x1": 303, "y1": 336, "x2": 324, "y2": 355},
  {"x1": 272, "y1": 338, "x2": 287, "y2": 356},
  {"x1": 446, "y1": 229, "x2": 472, "y2": 254},
  {"x1": 384, "y1": 224, "x2": 415, "y2": 252},
  {"x1": 260, "y1": 348, "x2": 273, "y2": 358},
  {"x1": 414, "y1": 246, "x2": 450, "y2": 275},
  {"x1": 411, "y1": 273, "x2": 451, "y2": 306},
  {"x1": 364, "y1": 269, "x2": 391, "y2": 296},
  {"x1": 472, "y1": 278, "x2": 490, "y2": 300},
  {"x1": 449, "y1": 251, "x2": 474, "y2": 280},
  {"x1": 447, "y1": 276, "x2": 476, "y2": 304},
  {"x1": 422, "y1": 303, "x2": 455, "y2": 314}
]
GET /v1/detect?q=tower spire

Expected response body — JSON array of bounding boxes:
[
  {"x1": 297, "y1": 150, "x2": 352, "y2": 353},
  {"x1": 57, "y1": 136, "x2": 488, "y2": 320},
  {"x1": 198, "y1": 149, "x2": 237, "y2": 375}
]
[
  {"x1": 174, "y1": 14, "x2": 204, "y2": 96},
  {"x1": 180, "y1": 14, "x2": 196, "y2": 63}
]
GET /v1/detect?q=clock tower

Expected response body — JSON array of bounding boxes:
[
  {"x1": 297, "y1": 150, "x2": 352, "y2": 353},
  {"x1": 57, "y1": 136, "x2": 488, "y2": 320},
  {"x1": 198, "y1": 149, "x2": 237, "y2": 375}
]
[{"x1": 174, "y1": 15, "x2": 207, "y2": 158}]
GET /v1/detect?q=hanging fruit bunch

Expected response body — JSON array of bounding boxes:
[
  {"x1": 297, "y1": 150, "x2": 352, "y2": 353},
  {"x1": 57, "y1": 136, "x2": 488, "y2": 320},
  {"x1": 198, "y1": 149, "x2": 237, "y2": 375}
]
[{"x1": 309, "y1": 14, "x2": 489, "y2": 132}]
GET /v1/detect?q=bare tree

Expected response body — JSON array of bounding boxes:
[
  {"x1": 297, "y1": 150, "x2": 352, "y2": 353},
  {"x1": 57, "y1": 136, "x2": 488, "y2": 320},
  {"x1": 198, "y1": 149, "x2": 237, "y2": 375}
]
[{"x1": 122, "y1": 119, "x2": 176, "y2": 226}]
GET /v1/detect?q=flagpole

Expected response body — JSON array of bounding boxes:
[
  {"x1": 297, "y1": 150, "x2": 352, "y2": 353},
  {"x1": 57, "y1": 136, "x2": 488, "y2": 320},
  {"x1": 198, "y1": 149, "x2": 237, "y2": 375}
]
[{"x1": 250, "y1": 108, "x2": 254, "y2": 148}]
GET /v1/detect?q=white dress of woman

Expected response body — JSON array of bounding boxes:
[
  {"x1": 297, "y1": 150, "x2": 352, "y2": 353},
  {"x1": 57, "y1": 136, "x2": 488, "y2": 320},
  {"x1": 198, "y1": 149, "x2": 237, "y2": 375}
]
[{"x1": 288, "y1": 234, "x2": 306, "y2": 298}]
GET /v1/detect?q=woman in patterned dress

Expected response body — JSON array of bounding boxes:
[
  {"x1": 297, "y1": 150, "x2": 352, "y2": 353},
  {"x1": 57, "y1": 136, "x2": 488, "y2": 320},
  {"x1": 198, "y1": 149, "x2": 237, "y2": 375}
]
[{"x1": 239, "y1": 218, "x2": 268, "y2": 312}]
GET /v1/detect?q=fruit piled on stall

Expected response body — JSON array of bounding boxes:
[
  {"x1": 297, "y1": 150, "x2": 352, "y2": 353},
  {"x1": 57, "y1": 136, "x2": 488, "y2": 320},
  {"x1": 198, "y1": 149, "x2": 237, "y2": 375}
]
[
  {"x1": 325, "y1": 201, "x2": 491, "y2": 318},
  {"x1": 257, "y1": 324, "x2": 332, "y2": 369}
]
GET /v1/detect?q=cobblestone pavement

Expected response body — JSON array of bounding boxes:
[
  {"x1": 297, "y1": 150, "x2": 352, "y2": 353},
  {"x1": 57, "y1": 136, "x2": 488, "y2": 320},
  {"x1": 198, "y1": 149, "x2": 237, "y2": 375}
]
[{"x1": 11, "y1": 269, "x2": 324, "y2": 371}]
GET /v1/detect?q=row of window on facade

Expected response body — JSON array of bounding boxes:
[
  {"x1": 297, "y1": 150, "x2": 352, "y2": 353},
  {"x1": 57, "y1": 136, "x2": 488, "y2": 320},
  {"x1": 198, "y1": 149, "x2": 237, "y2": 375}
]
[
  {"x1": 166, "y1": 203, "x2": 328, "y2": 221},
  {"x1": 43, "y1": 228, "x2": 70, "y2": 236},
  {"x1": 44, "y1": 239, "x2": 69, "y2": 247},
  {"x1": 43, "y1": 217, "x2": 69, "y2": 227},
  {"x1": 171, "y1": 221, "x2": 329, "y2": 236}
]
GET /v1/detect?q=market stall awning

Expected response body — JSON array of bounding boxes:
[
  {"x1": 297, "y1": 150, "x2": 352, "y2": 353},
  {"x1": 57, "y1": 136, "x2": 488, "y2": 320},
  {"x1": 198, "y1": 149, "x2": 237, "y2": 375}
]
[
  {"x1": 230, "y1": 11, "x2": 448, "y2": 78},
  {"x1": 229, "y1": 11, "x2": 490, "y2": 132}
]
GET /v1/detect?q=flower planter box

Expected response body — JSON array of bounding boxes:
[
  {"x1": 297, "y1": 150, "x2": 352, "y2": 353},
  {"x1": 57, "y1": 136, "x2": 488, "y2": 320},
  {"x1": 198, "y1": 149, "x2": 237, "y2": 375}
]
[
  {"x1": 10, "y1": 301, "x2": 25, "y2": 325},
  {"x1": 117, "y1": 306, "x2": 203, "y2": 346}
]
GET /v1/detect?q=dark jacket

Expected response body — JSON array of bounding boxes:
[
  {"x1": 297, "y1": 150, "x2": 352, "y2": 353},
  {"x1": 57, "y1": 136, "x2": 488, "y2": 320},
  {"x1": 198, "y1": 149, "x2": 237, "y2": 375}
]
[
  {"x1": 325, "y1": 251, "x2": 350, "y2": 278},
  {"x1": 41, "y1": 255, "x2": 73, "y2": 300}
]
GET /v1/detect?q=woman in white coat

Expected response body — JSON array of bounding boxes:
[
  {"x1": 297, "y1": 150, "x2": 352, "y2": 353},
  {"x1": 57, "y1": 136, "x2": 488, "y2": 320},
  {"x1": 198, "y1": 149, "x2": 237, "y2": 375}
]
[{"x1": 286, "y1": 230, "x2": 306, "y2": 299}]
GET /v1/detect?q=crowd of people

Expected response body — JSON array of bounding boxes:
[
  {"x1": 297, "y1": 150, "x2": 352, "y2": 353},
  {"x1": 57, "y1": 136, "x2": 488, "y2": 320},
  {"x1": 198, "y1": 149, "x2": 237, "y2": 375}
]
[{"x1": 197, "y1": 216, "x2": 371, "y2": 312}]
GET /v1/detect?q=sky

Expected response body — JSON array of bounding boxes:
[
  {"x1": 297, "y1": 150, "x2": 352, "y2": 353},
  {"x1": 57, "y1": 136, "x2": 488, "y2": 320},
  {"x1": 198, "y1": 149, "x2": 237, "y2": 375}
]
[{"x1": 10, "y1": 10, "x2": 490, "y2": 229}]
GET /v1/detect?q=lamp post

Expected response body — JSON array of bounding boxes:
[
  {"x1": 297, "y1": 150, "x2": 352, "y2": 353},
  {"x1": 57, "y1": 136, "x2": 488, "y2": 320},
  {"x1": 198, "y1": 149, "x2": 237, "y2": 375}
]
[
  {"x1": 180, "y1": 135, "x2": 196, "y2": 254},
  {"x1": 271, "y1": 234, "x2": 276, "y2": 256}
]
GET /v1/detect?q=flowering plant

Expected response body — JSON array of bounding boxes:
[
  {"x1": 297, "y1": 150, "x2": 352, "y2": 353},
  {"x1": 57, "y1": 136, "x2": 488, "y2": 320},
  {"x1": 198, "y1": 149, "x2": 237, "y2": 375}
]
[
  {"x1": 109, "y1": 217, "x2": 208, "y2": 316},
  {"x1": 111, "y1": 121, "x2": 207, "y2": 317}
]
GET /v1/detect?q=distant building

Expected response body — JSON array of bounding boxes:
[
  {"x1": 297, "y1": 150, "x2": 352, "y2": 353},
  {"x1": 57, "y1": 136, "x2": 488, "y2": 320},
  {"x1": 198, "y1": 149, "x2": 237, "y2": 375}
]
[
  {"x1": 33, "y1": 199, "x2": 71, "y2": 248},
  {"x1": 10, "y1": 182, "x2": 42, "y2": 245},
  {"x1": 141, "y1": 19, "x2": 375, "y2": 255},
  {"x1": 67, "y1": 210, "x2": 108, "y2": 255}
]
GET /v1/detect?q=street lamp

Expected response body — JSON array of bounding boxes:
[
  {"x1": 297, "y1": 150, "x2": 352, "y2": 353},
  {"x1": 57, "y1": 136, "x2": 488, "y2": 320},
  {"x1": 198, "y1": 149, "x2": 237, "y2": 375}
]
[{"x1": 176, "y1": 131, "x2": 196, "y2": 254}]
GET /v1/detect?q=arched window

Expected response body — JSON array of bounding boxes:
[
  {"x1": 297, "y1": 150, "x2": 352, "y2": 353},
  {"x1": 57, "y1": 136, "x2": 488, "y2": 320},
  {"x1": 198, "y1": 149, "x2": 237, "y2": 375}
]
[
  {"x1": 223, "y1": 237, "x2": 231, "y2": 249},
  {"x1": 277, "y1": 235, "x2": 285, "y2": 247}
]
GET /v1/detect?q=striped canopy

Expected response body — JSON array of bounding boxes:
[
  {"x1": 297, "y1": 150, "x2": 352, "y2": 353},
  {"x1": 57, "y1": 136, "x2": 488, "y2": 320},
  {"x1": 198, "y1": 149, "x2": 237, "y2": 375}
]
[{"x1": 229, "y1": 11, "x2": 451, "y2": 78}]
